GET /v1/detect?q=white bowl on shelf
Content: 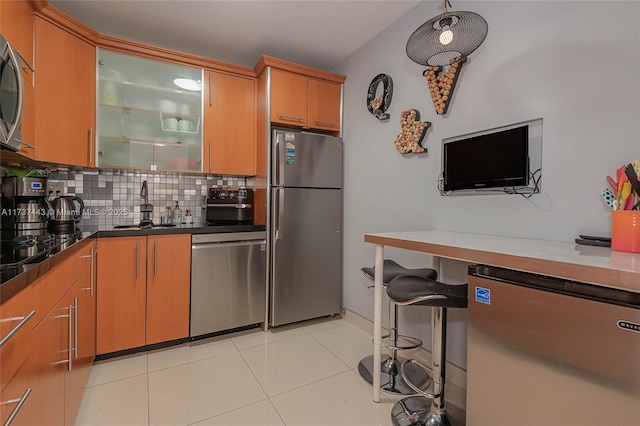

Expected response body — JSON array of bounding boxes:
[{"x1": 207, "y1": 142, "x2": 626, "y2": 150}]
[{"x1": 158, "y1": 99, "x2": 177, "y2": 114}]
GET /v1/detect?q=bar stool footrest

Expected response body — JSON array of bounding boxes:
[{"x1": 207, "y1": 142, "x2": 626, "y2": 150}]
[
  {"x1": 381, "y1": 334, "x2": 422, "y2": 351},
  {"x1": 400, "y1": 359, "x2": 436, "y2": 399},
  {"x1": 357, "y1": 355, "x2": 432, "y2": 396}
]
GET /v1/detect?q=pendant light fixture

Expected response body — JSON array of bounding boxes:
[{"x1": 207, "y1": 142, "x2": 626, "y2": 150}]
[{"x1": 406, "y1": 0, "x2": 488, "y2": 66}]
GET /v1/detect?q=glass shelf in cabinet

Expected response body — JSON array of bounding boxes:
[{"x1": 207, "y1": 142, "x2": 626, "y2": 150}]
[
  {"x1": 98, "y1": 77, "x2": 202, "y2": 98},
  {"x1": 159, "y1": 112, "x2": 201, "y2": 134},
  {"x1": 99, "y1": 103, "x2": 201, "y2": 121},
  {"x1": 99, "y1": 135, "x2": 192, "y2": 148}
]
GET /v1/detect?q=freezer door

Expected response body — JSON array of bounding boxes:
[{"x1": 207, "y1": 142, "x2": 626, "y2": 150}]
[
  {"x1": 270, "y1": 187, "x2": 342, "y2": 326},
  {"x1": 272, "y1": 129, "x2": 342, "y2": 188}
]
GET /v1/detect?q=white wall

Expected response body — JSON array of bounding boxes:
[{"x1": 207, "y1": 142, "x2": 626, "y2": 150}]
[{"x1": 333, "y1": 1, "x2": 640, "y2": 370}]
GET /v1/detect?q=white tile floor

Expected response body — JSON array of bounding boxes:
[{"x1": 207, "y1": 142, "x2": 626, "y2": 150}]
[{"x1": 74, "y1": 318, "x2": 399, "y2": 426}]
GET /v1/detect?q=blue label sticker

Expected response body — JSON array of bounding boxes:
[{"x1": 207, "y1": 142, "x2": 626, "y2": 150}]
[
  {"x1": 475, "y1": 287, "x2": 490, "y2": 304},
  {"x1": 285, "y1": 149, "x2": 296, "y2": 156}
]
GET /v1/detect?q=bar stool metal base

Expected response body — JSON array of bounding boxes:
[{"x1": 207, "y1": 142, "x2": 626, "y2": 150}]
[
  {"x1": 357, "y1": 355, "x2": 430, "y2": 395},
  {"x1": 391, "y1": 396, "x2": 466, "y2": 426}
]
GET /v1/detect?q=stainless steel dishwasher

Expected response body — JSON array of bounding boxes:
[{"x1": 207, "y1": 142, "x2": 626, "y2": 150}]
[
  {"x1": 467, "y1": 264, "x2": 640, "y2": 426},
  {"x1": 190, "y1": 231, "x2": 266, "y2": 339}
]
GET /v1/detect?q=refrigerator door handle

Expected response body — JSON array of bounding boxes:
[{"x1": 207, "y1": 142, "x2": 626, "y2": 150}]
[
  {"x1": 274, "y1": 132, "x2": 285, "y2": 186},
  {"x1": 275, "y1": 187, "x2": 284, "y2": 240}
]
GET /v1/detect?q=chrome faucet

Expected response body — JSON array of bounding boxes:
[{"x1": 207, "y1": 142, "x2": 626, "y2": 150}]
[
  {"x1": 140, "y1": 180, "x2": 153, "y2": 225},
  {"x1": 140, "y1": 180, "x2": 149, "y2": 205}
]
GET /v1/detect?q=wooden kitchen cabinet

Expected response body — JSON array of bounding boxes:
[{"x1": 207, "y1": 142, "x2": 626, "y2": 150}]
[
  {"x1": 96, "y1": 236, "x2": 147, "y2": 354},
  {"x1": 0, "y1": 362, "x2": 35, "y2": 425},
  {"x1": 0, "y1": 285, "x2": 34, "y2": 393},
  {"x1": 34, "y1": 16, "x2": 96, "y2": 167},
  {"x1": 2, "y1": 300, "x2": 65, "y2": 426},
  {"x1": 146, "y1": 235, "x2": 191, "y2": 345},
  {"x1": 307, "y1": 78, "x2": 342, "y2": 132},
  {"x1": 97, "y1": 234, "x2": 190, "y2": 354},
  {"x1": 6, "y1": 240, "x2": 97, "y2": 426},
  {"x1": 270, "y1": 69, "x2": 308, "y2": 127},
  {"x1": 65, "y1": 242, "x2": 97, "y2": 425},
  {"x1": 203, "y1": 70, "x2": 257, "y2": 176},
  {"x1": 1, "y1": 0, "x2": 36, "y2": 157},
  {"x1": 269, "y1": 68, "x2": 342, "y2": 132}
]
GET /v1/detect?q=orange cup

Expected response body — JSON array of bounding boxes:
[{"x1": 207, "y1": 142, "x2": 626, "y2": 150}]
[{"x1": 611, "y1": 211, "x2": 640, "y2": 253}]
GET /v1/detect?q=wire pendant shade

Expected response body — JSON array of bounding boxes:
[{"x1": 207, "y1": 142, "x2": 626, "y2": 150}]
[{"x1": 406, "y1": 10, "x2": 488, "y2": 66}]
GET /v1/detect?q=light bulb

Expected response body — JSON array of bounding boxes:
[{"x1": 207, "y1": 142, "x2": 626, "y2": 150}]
[
  {"x1": 173, "y1": 78, "x2": 202, "y2": 91},
  {"x1": 439, "y1": 28, "x2": 453, "y2": 45}
]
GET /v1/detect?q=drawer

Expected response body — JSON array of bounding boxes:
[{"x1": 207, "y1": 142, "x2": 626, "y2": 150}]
[
  {"x1": 30, "y1": 249, "x2": 83, "y2": 325},
  {"x1": 0, "y1": 286, "x2": 34, "y2": 391},
  {"x1": 0, "y1": 362, "x2": 32, "y2": 426}
]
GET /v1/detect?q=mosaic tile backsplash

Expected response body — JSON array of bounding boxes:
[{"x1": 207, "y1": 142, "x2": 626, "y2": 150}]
[{"x1": 48, "y1": 169, "x2": 246, "y2": 233}]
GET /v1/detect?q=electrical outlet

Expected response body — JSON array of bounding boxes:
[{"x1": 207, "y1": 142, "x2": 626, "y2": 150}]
[{"x1": 48, "y1": 181, "x2": 62, "y2": 195}]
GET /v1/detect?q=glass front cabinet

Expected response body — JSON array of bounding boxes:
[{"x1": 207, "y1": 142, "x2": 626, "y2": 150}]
[{"x1": 97, "y1": 49, "x2": 203, "y2": 172}]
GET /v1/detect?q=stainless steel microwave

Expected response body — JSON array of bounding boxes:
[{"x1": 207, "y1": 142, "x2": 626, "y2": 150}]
[{"x1": 0, "y1": 34, "x2": 25, "y2": 151}]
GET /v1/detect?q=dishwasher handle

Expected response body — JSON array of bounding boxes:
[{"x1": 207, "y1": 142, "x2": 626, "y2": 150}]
[{"x1": 192, "y1": 240, "x2": 266, "y2": 251}]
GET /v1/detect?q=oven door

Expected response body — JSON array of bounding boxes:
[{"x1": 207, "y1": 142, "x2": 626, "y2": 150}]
[{"x1": 0, "y1": 35, "x2": 24, "y2": 151}]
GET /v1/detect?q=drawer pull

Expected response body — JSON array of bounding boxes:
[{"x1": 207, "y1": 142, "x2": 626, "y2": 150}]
[
  {"x1": 0, "y1": 311, "x2": 36, "y2": 348},
  {"x1": 314, "y1": 120, "x2": 337, "y2": 127},
  {"x1": 313, "y1": 120, "x2": 338, "y2": 126},
  {"x1": 2, "y1": 387, "x2": 32, "y2": 426},
  {"x1": 277, "y1": 114, "x2": 304, "y2": 122}
]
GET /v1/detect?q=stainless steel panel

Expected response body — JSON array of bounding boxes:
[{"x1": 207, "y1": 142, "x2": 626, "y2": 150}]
[
  {"x1": 270, "y1": 187, "x2": 342, "y2": 326},
  {"x1": 190, "y1": 239, "x2": 266, "y2": 337},
  {"x1": 467, "y1": 275, "x2": 640, "y2": 426},
  {"x1": 272, "y1": 129, "x2": 343, "y2": 189},
  {"x1": 192, "y1": 231, "x2": 266, "y2": 244}
]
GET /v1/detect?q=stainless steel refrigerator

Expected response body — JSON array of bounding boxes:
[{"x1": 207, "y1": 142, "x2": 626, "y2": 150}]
[{"x1": 269, "y1": 128, "x2": 343, "y2": 327}]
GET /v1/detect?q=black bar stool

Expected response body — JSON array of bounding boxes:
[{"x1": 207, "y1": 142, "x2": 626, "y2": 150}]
[
  {"x1": 358, "y1": 259, "x2": 438, "y2": 395},
  {"x1": 385, "y1": 275, "x2": 468, "y2": 426}
]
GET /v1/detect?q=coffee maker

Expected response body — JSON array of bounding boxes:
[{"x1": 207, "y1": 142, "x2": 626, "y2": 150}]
[{"x1": 1, "y1": 176, "x2": 49, "y2": 237}]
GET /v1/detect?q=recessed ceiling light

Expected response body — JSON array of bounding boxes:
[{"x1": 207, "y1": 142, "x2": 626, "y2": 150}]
[{"x1": 173, "y1": 78, "x2": 201, "y2": 91}]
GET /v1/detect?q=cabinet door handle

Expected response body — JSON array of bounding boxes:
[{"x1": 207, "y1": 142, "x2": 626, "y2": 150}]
[
  {"x1": 65, "y1": 305, "x2": 73, "y2": 371},
  {"x1": 80, "y1": 247, "x2": 95, "y2": 296},
  {"x1": 15, "y1": 49, "x2": 34, "y2": 72},
  {"x1": 314, "y1": 120, "x2": 337, "y2": 127},
  {"x1": 15, "y1": 139, "x2": 35, "y2": 150},
  {"x1": 0, "y1": 310, "x2": 36, "y2": 347},
  {"x1": 3, "y1": 387, "x2": 32, "y2": 426},
  {"x1": 209, "y1": 139, "x2": 212, "y2": 172},
  {"x1": 74, "y1": 297, "x2": 78, "y2": 359},
  {"x1": 136, "y1": 240, "x2": 140, "y2": 279},
  {"x1": 88, "y1": 127, "x2": 94, "y2": 164},
  {"x1": 278, "y1": 114, "x2": 304, "y2": 122},
  {"x1": 154, "y1": 240, "x2": 158, "y2": 277},
  {"x1": 208, "y1": 73, "x2": 212, "y2": 107},
  {"x1": 90, "y1": 247, "x2": 95, "y2": 296}
]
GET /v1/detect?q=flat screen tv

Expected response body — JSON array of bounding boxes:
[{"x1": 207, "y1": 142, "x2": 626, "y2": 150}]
[{"x1": 443, "y1": 125, "x2": 529, "y2": 191}]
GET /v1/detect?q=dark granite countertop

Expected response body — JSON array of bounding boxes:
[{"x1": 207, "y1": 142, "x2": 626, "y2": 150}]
[
  {"x1": 94, "y1": 224, "x2": 265, "y2": 238},
  {"x1": 1, "y1": 224, "x2": 266, "y2": 304}
]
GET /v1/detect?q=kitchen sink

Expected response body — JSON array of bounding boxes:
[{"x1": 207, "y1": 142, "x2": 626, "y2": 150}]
[{"x1": 113, "y1": 223, "x2": 176, "y2": 229}]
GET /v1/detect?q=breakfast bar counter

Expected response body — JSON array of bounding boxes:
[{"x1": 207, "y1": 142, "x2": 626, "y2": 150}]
[{"x1": 364, "y1": 229, "x2": 640, "y2": 403}]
